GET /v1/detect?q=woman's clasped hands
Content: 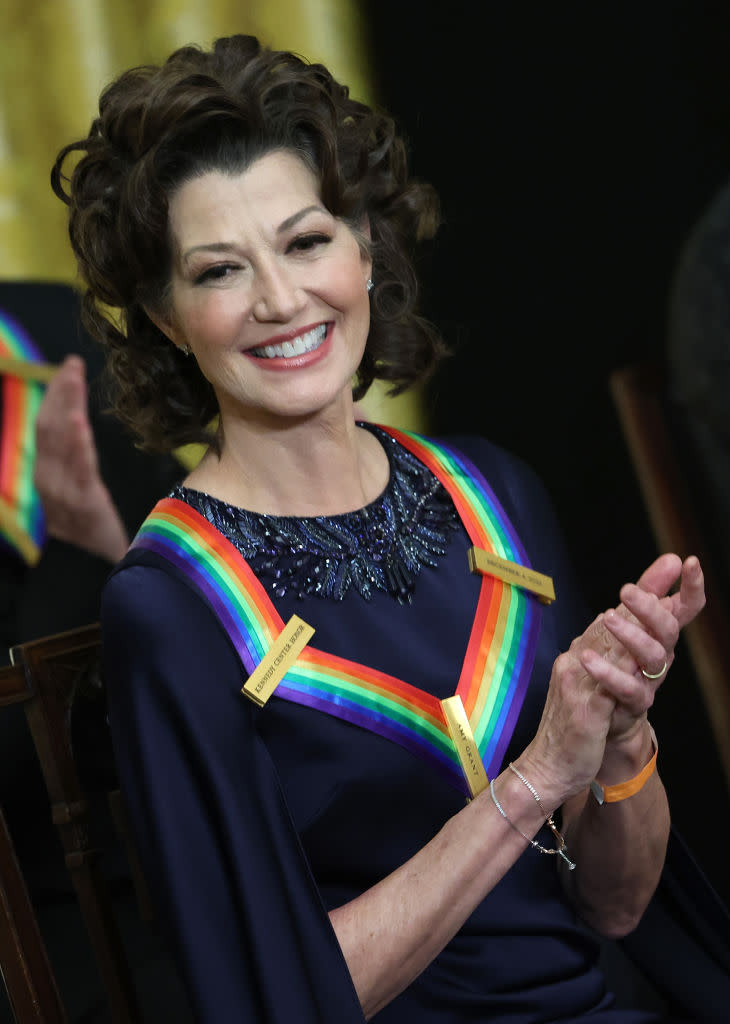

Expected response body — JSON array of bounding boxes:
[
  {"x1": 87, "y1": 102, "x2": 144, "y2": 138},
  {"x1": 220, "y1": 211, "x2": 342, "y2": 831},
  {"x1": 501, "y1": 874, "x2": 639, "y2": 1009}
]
[{"x1": 523, "y1": 553, "x2": 706, "y2": 809}]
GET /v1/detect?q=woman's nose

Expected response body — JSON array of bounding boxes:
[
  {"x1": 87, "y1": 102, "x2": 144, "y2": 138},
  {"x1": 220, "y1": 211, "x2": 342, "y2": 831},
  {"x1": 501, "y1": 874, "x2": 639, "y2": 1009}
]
[{"x1": 251, "y1": 262, "x2": 304, "y2": 322}]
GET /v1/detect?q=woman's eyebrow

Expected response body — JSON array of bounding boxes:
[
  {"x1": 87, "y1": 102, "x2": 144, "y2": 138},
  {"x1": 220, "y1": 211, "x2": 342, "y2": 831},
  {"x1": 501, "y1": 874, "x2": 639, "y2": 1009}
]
[
  {"x1": 181, "y1": 206, "x2": 326, "y2": 263},
  {"x1": 277, "y1": 205, "x2": 324, "y2": 233},
  {"x1": 182, "y1": 241, "x2": 238, "y2": 264}
]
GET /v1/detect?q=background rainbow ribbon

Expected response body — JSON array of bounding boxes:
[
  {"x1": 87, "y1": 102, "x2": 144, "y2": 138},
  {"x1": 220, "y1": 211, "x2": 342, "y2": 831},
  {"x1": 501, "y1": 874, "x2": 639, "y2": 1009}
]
[
  {"x1": 0, "y1": 310, "x2": 48, "y2": 564},
  {"x1": 132, "y1": 430, "x2": 543, "y2": 793}
]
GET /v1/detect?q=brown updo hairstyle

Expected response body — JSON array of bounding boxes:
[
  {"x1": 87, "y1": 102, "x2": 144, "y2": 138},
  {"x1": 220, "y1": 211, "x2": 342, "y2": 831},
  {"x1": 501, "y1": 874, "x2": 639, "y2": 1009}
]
[{"x1": 52, "y1": 35, "x2": 444, "y2": 453}]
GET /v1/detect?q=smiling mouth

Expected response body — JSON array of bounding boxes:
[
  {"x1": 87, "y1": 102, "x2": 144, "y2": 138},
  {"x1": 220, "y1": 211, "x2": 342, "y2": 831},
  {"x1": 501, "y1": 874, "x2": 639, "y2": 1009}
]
[{"x1": 248, "y1": 324, "x2": 328, "y2": 359}]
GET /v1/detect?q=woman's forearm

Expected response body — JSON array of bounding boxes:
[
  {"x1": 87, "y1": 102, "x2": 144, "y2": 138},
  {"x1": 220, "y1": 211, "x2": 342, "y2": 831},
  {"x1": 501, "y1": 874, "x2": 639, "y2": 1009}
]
[
  {"x1": 328, "y1": 765, "x2": 554, "y2": 1019},
  {"x1": 560, "y1": 723, "x2": 670, "y2": 938}
]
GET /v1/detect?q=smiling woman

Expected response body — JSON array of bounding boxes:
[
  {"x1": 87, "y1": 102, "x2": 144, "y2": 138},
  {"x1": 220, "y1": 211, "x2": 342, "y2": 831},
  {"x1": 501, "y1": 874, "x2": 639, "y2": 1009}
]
[
  {"x1": 51, "y1": 37, "x2": 441, "y2": 459},
  {"x1": 49, "y1": 33, "x2": 712, "y2": 1024},
  {"x1": 152, "y1": 154, "x2": 379, "y2": 511},
  {"x1": 157, "y1": 156, "x2": 371, "y2": 454}
]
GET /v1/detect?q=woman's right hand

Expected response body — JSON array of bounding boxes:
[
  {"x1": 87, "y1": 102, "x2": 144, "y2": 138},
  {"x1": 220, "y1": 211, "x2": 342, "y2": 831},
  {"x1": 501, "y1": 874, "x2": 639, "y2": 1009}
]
[
  {"x1": 517, "y1": 553, "x2": 698, "y2": 810},
  {"x1": 518, "y1": 622, "x2": 619, "y2": 810}
]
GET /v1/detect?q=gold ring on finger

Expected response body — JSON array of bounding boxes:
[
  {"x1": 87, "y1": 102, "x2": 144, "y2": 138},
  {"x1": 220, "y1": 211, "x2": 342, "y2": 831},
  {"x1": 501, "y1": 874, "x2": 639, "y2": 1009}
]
[{"x1": 641, "y1": 660, "x2": 667, "y2": 681}]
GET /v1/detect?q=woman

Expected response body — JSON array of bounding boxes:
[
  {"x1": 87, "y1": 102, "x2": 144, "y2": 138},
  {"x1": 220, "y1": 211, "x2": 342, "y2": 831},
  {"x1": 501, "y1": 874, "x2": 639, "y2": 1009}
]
[{"x1": 52, "y1": 35, "x2": 706, "y2": 1022}]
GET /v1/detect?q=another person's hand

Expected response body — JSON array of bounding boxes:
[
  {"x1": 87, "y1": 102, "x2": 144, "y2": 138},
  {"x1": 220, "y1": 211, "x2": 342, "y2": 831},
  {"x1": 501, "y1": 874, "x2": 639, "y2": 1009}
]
[{"x1": 34, "y1": 355, "x2": 130, "y2": 563}]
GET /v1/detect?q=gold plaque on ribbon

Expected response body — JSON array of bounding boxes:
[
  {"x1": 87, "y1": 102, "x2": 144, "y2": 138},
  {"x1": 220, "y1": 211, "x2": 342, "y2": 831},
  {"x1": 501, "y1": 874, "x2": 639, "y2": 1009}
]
[
  {"x1": 242, "y1": 615, "x2": 315, "y2": 707},
  {"x1": 468, "y1": 547, "x2": 555, "y2": 605},
  {"x1": 0, "y1": 356, "x2": 57, "y2": 383},
  {"x1": 441, "y1": 695, "x2": 489, "y2": 799}
]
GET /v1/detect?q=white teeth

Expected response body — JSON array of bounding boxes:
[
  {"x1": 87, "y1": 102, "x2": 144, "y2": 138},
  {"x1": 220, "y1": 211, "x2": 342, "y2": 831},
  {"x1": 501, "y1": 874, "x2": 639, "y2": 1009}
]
[{"x1": 250, "y1": 324, "x2": 327, "y2": 359}]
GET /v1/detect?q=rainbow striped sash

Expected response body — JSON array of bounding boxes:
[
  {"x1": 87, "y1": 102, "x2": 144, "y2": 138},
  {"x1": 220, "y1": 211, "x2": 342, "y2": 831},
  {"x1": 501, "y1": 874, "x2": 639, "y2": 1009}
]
[
  {"x1": 131, "y1": 429, "x2": 543, "y2": 794},
  {"x1": 0, "y1": 311, "x2": 47, "y2": 564}
]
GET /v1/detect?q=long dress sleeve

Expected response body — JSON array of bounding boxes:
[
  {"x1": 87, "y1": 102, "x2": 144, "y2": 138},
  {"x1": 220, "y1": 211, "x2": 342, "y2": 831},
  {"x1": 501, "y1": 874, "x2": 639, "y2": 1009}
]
[{"x1": 102, "y1": 560, "x2": 365, "y2": 1023}]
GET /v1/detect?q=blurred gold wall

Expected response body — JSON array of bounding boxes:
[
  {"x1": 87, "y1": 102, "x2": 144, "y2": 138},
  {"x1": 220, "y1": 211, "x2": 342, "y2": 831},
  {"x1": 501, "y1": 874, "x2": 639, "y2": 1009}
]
[{"x1": 0, "y1": 0, "x2": 422, "y2": 429}]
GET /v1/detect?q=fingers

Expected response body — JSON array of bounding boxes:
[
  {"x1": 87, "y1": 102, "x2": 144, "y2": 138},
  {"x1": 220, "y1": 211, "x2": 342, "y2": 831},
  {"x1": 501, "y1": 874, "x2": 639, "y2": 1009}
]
[
  {"x1": 578, "y1": 554, "x2": 705, "y2": 738},
  {"x1": 671, "y1": 556, "x2": 706, "y2": 628},
  {"x1": 602, "y1": 607, "x2": 670, "y2": 679},
  {"x1": 36, "y1": 362, "x2": 81, "y2": 466},
  {"x1": 67, "y1": 408, "x2": 98, "y2": 486},
  {"x1": 599, "y1": 578, "x2": 679, "y2": 694},
  {"x1": 634, "y1": 552, "x2": 683, "y2": 599},
  {"x1": 634, "y1": 553, "x2": 706, "y2": 627},
  {"x1": 548, "y1": 553, "x2": 705, "y2": 770},
  {"x1": 566, "y1": 566, "x2": 676, "y2": 738},
  {"x1": 35, "y1": 356, "x2": 98, "y2": 489},
  {"x1": 617, "y1": 583, "x2": 679, "y2": 652},
  {"x1": 578, "y1": 648, "x2": 655, "y2": 718},
  {"x1": 36, "y1": 355, "x2": 87, "y2": 434},
  {"x1": 600, "y1": 554, "x2": 703, "y2": 673},
  {"x1": 570, "y1": 598, "x2": 663, "y2": 681}
]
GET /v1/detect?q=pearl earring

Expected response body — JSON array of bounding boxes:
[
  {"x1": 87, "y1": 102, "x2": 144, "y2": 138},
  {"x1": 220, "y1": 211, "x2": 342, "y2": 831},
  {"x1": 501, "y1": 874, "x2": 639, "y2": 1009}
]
[
  {"x1": 366, "y1": 278, "x2": 373, "y2": 293},
  {"x1": 180, "y1": 344, "x2": 191, "y2": 356}
]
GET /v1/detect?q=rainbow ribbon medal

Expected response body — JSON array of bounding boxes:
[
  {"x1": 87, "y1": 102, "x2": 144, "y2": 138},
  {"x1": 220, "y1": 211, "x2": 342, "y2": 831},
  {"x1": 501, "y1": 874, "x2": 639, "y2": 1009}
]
[
  {"x1": 132, "y1": 428, "x2": 545, "y2": 795},
  {"x1": 0, "y1": 311, "x2": 48, "y2": 564}
]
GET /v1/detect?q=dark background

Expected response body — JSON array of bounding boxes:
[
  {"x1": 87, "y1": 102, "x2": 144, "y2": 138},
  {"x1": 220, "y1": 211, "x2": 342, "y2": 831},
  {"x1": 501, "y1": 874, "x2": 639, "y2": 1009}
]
[{"x1": 366, "y1": 1, "x2": 730, "y2": 901}]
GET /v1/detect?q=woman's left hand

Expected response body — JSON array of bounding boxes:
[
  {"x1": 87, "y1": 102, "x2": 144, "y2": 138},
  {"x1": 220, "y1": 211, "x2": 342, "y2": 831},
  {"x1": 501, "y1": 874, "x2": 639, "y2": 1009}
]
[{"x1": 576, "y1": 554, "x2": 705, "y2": 744}]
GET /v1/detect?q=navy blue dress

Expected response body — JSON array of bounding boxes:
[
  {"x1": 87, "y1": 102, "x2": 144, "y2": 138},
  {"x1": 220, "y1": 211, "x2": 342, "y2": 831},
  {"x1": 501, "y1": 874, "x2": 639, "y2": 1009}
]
[{"x1": 102, "y1": 430, "x2": 668, "y2": 1022}]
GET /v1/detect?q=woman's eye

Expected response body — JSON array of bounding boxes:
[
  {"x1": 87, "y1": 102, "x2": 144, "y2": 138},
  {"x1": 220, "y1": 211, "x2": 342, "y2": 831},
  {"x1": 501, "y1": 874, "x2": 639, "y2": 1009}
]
[
  {"x1": 289, "y1": 233, "x2": 331, "y2": 254},
  {"x1": 195, "y1": 264, "x2": 236, "y2": 284}
]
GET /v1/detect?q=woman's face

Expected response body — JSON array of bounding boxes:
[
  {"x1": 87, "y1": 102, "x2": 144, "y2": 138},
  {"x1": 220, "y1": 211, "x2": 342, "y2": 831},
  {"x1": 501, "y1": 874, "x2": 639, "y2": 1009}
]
[{"x1": 159, "y1": 149, "x2": 372, "y2": 428}]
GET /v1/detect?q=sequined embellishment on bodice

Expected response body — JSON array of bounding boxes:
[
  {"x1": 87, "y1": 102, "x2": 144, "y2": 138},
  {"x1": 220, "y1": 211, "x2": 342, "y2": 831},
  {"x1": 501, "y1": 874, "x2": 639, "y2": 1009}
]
[{"x1": 171, "y1": 425, "x2": 460, "y2": 603}]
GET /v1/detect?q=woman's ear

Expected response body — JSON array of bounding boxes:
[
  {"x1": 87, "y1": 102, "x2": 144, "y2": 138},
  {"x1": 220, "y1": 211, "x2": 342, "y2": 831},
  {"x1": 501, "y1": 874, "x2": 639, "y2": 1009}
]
[
  {"x1": 358, "y1": 216, "x2": 373, "y2": 284},
  {"x1": 145, "y1": 306, "x2": 182, "y2": 348}
]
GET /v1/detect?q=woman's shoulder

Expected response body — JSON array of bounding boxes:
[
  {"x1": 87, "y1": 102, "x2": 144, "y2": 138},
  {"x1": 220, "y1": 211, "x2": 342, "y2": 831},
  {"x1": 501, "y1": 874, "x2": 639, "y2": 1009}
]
[
  {"x1": 433, "y1": 431, "x2": 535, "y2": 472},
  {"x1": 104, "y1": 545, "x2": 191, "y2": 613},
  {"x1": 103, "y1": 552, "x2": 199, "y2": 658},
  {"x1": 426, "y1": 430, "x2": 557, "y2": 515},
  {"x1": 101, "y1": 558, "x2": 253, "y2": 748},
  {"x1": 426, "y1": 431, "x2": 583, "y2": 607},
  {"x1": 102, "y1": 548, "x2": 243, "y2": 680}
]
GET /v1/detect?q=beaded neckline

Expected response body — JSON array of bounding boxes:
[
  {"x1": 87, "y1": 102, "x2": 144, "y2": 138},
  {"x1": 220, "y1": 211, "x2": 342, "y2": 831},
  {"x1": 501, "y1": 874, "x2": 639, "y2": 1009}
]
[{"x1": 171, "y1": 424, "x2": 460, "y2": 603}]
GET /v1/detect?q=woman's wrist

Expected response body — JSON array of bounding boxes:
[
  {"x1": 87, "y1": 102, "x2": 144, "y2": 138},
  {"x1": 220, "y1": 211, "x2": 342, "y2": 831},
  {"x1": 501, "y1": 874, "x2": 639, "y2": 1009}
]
[
  {"x1": 491, "y1": 764, "x2": 576, "y2": 868},
  {"x1": 506, "y1": 742, "x2": 578, "y2": 816},
  {"x1": 493, "y1": 755, "x2": 562, "y2": 825},
  {"x1": 597, "y1": 719, "x2": 655, "y2": 788}
]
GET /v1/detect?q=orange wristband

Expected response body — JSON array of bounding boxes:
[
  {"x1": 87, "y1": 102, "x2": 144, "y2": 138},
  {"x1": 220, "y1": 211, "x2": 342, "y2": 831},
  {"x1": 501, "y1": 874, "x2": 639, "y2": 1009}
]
[{"x1": 590, "y1": 729, "x2": 658, "y2": 805}]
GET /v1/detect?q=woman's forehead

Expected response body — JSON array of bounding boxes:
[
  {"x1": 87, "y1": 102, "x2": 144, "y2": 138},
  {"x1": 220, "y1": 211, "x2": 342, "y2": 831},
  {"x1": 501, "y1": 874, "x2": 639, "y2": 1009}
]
[{"x1": 169, "y1": 152, "x2": 325, "y2": 238}]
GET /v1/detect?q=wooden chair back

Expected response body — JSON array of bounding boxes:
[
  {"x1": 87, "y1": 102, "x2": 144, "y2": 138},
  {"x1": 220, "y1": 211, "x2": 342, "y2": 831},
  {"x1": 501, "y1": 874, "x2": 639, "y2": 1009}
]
[
  {"x1": 0, "y1": 800, "x2": 67, "y2": 1022},
  {"x1": 609, "y1": 362, "x2": 730, "y2": 791},
  {"x1": 0, "y1": 623, "x2": 140, "y2": 1024}
]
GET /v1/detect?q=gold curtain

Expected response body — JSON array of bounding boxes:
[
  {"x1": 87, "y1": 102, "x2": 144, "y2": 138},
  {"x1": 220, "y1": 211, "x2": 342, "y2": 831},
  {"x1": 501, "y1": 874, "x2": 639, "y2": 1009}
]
[{"x1": 0, "y1": 0, "x2": 423, "y2": 430}]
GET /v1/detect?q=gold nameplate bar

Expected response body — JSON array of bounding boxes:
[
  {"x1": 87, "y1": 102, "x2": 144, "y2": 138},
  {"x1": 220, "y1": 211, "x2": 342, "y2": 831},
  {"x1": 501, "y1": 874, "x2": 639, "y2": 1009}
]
[
  {"x1": 0, "y1": 356, "x2": 57, "y2": 384},
  {"x1": 441, "y1": 695, "x2": 489, "y2": 799},
  {"x1": 242, "y1": 615, "x2": 315, "y2": 707},
  {"x1": 468, "y1": 547, "x2": 555, "y2": 605}
]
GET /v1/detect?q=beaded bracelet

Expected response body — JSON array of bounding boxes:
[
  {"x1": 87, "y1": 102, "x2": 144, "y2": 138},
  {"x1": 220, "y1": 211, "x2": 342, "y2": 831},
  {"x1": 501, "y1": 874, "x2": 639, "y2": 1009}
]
[{"x1": 490, "y1": 764, "x2": 576, "y2": 870}]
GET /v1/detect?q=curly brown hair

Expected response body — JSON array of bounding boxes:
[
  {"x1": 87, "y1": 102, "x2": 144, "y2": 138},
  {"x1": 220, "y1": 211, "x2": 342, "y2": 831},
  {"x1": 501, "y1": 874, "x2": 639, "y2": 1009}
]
[{"x1": 52, "y1": 35, "x2": 444, "y2": 453}]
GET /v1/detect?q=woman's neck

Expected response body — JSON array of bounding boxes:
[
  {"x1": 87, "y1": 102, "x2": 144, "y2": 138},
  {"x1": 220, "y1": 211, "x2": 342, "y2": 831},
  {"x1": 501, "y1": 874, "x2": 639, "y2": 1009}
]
[{"x1": 183, "y1": 408, "x2": 390, "y2": 517}]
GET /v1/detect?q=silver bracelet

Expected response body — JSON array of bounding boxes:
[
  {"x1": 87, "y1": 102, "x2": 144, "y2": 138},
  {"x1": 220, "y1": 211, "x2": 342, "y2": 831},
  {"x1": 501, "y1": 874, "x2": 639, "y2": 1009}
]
[{"x1": 490, "y1": 766, "x2": 576, "y2": 870}]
